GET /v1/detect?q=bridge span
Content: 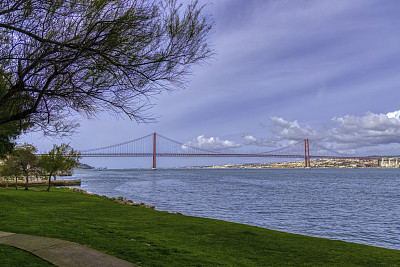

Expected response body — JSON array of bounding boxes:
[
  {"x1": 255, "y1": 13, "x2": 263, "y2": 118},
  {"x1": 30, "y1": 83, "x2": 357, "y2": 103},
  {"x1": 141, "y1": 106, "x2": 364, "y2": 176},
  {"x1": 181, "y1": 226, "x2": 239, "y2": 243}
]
[{"x1": 78, "y1": 133, "x2": 388, "y2": 169}]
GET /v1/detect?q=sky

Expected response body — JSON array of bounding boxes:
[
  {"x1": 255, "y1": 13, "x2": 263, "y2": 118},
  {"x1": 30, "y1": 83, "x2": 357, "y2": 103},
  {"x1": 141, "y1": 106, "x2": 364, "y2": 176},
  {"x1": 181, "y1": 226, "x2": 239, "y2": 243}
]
[{"x1": 20, "y1": 0, "x2": 400, "y2": 168}]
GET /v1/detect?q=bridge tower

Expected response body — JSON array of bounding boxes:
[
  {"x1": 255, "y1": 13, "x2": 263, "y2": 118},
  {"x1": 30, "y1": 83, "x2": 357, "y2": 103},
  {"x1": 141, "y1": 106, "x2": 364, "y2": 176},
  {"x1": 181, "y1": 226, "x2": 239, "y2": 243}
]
[
  {"x1": 152, "y1": 132, "x2": 157, "y2": 170},
  {"x1": 304, "y1": 139, "x2": 310, "y2": 168}
]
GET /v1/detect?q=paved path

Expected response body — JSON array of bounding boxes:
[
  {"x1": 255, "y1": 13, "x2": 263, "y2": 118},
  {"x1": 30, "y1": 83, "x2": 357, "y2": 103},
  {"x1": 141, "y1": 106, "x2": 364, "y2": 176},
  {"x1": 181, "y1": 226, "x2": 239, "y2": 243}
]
[{"x1": 0, "y1": 231, "x2": 137, "y2": 267}]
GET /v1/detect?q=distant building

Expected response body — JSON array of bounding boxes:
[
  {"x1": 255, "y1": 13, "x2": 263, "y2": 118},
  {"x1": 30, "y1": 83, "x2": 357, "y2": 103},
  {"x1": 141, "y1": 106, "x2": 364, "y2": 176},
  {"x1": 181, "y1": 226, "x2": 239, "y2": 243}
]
[{"x1": 379, "y1": 157, "x2": 399, "y2": 168}]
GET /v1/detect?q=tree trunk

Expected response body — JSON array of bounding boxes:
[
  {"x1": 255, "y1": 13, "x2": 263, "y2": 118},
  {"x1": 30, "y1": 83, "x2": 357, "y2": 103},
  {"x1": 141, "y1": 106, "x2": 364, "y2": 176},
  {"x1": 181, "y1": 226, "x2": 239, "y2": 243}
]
[
  {"x1": 24, "y1": 175, "x2": 29, "y2": 190},
  {"x1": 15, "y1": 177, "x2": 17, "y2": 190},
  {"x1": 47, "y1": 174, "x2": 53, "y2": 191}
]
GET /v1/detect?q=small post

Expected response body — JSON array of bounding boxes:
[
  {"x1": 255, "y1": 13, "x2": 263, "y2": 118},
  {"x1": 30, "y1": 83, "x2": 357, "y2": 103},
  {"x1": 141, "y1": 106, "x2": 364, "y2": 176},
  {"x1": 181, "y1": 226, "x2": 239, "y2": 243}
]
[{"x1": 152, "y1": 132, "x2": 157, "y2": 170}]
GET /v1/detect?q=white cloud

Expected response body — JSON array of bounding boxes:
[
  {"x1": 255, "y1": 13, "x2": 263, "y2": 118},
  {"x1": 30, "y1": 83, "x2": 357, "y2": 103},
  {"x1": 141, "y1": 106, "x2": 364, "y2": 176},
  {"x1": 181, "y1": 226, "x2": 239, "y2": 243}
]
[
  {"x1": 387, "y1": 110, "x2": 400, "y2": 119},
  {"x1": 242, "y1": 135, "x2": 257, "y2": 145},
  {"x1": 183, "y1": 135, "x2": 240, "y2": 151},
  {"x1": 265, "y1": 111, "x2": 400, "y2": 152},
  {"x1": 179, "y1": 110, "x2": 400, "y2": 156},
  {"x1": 241, "y1": 135, "x2": 276, "y2": 147},
  {"x1": 270, "y1": 116, "x2": 319, "y2": 141},
  {"x1": 328, "y1": 111, "x2": 400, "y2": 148}
]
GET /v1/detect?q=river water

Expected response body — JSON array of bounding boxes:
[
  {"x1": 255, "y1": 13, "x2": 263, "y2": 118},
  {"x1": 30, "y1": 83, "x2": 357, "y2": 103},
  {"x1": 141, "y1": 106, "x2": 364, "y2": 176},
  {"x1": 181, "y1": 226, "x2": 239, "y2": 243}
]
[{"x1": 71, "y1": 168, "x2": 400, "y2": 250}]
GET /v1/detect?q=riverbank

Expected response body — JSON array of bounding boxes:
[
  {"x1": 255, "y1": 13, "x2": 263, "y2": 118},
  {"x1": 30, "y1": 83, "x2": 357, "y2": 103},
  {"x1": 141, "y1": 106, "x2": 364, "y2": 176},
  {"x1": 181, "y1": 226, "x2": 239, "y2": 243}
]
[
  {"x1": 0, "y1": 179, "x2": 81, "y2": 187},
  {"x1": 72, "y1": 168, "x2": 400, "y2": 250},
  {"x1": 0, "y1": 187, "x2": 399, "y2": 266}
]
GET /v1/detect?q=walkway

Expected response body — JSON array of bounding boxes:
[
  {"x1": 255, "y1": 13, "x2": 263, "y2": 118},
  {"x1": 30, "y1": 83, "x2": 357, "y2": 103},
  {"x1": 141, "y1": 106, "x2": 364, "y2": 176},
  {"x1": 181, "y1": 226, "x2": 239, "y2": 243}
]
[{"x1": 0, "y1": 231, "x2": 137, "y2": 267}]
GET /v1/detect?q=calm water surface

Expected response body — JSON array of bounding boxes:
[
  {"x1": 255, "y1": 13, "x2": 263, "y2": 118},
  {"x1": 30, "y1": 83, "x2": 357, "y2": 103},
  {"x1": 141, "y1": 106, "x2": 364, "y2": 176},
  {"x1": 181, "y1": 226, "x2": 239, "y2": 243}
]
[{"x1": 71, "y1": 168, "x2": 400, "y2": 250}]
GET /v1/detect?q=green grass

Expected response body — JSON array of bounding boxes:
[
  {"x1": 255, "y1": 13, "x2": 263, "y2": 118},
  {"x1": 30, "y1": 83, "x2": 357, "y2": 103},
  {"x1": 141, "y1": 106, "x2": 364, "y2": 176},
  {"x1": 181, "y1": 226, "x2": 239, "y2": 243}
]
[
  {"x1": 0, "y1": 187, "x2": 399, "y2": 266},
  {"x1": 0, "y1": 244, "x2": 54, "y2": 266}
]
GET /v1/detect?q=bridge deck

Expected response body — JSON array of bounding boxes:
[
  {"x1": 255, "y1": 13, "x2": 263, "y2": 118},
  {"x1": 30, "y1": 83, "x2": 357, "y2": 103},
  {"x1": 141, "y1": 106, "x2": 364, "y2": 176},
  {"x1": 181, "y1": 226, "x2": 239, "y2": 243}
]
[{"x1": 79, "y1": 153, "x2": 380, "y2": 160}]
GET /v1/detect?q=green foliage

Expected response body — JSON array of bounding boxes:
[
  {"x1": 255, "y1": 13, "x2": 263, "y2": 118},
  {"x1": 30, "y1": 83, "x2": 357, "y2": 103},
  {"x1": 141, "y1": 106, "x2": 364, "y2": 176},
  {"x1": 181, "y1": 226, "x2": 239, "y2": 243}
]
[
  {"x1": 39, "y1": 144, "x2": 81, "y2": 191},
  {"x1": 0, "y1": 69, "x2": 34, "y2": 130},
  {"x1": 0, "y1": 143, "x2": 81, "y2": 190},
  {"x1": 0, "y1": 132, "x2": 16, "y2": 158},
  {"x1": 1, "y1": 144, "x2": 38, "y2": 189},
  {"x1": 0, "y1": 187, "x2": 399, "y2": 266},
  {"x1": 0, "y1": 157, "x2": 19, "y2": 179},
  {"x1": 10, "y1": 144, "x2": 38, "y2": 173},
  {"x1": 0, "y1": 70, "x2": 31, "y2": 156},
  {"x1": 0, "y1": 120, "x2": 32, "y2": 157},
  {"x1": 0, "y1": 119, "x2": 33, "y2": 158}
]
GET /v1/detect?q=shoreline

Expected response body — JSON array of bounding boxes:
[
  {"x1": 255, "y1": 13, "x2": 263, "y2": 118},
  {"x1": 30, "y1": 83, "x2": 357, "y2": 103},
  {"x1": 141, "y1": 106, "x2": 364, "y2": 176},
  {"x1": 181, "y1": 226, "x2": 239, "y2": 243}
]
[
  {"x1": 67, "y1": 186, "x2": 397, "y2": 251},
  {"x1": 1, "y1": 186, "x2": 399, "y2": 265},
  {"x1": 71, "y1": 168, "x2": 400, "y2": 251},
  {"x1": 0, "y1": 179, "x2": 81, "y2": 188},
  {"x1": 68, "y1": 187, "x2": 156, "y2": 210}
]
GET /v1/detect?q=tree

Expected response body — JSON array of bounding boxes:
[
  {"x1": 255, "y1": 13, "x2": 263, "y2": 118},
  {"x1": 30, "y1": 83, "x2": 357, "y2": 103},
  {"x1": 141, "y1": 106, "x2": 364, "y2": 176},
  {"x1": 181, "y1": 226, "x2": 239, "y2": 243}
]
[
  {"x1": 0, "y1": 121, "x2": 32, "y2": 158},
  {"x1": 0, "y1": 154, "x2": 21, "y2": 189},
  {"x1": 0, "y1": 71, "x2": 31, "y2": 156},
  {"x1": 39, "y1": 143, "x2": 80, "y2": 191},
  {"x1": 2, "y1": 144, "x2": 38, "y2": 190},
  {"x1": 0, "y1": 0, "x2": 213, "y2": 133},
  {"x1": 0, "y1": 129, "x2": 17, "y2": 158}
]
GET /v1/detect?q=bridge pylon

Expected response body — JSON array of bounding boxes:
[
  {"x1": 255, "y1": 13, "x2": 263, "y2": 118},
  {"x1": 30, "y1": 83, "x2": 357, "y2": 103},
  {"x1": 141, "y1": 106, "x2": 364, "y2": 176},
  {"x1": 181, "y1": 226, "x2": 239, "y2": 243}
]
[
  {"x1": 152, "y1": 132, "x2": 157, "y2": 170},
  {"x1": 304, "y1": 139, "x2": 311, "y2": 168}
]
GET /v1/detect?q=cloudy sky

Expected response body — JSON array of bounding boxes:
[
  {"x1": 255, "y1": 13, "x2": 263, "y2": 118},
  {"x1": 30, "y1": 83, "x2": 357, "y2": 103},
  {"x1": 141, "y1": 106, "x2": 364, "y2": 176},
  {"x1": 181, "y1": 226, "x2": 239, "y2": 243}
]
[{"x1": 21, "y1": 0, "x2": 400, "y2": 168}]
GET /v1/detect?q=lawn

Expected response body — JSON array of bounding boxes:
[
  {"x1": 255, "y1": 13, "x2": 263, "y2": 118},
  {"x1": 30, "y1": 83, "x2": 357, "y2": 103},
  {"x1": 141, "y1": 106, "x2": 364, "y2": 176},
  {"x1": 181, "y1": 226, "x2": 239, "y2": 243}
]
[
  {"x1": 0, "y1": 244, "x2": 54, "y2": 266},
  {"x1": 0, "y1": 187, "x2": 399, "y2": 266}
]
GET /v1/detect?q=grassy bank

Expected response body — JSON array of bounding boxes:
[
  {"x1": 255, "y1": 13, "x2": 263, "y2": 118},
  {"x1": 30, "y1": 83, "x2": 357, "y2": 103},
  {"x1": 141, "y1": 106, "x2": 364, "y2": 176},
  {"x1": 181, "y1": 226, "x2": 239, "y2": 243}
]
[
  {"x1": 0, "y1": 244, "x2": 54, "y2": 266},
  {"x1": 0, "y1": 187, "x2": 399, "y2": 266}
]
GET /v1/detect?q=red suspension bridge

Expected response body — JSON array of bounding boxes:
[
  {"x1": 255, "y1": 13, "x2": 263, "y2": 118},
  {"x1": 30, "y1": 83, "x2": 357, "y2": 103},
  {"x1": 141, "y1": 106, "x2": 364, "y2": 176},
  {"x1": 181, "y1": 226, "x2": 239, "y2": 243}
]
[{"x1": 79, "y1": 133, "x2": 378, "y2": 169}]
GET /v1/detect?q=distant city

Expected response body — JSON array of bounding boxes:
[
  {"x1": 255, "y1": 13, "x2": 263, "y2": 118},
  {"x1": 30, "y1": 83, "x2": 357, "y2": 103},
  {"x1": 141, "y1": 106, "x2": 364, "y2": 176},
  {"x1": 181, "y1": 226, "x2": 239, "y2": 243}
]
[
  {"x1": 75, "y1": 158, "x2": 400, "y2": 170},
  {"x1": 192, "y1": 158, "x2": 400, "y2": 169}
]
